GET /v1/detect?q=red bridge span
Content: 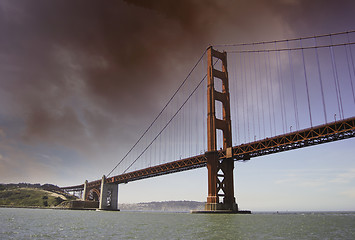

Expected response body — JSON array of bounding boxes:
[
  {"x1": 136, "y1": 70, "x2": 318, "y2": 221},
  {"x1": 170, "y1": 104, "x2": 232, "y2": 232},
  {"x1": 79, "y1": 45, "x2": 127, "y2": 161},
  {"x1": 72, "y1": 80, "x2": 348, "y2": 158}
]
[
  {"x1": 61, "y1": 31, "x2": 355, "y2": 213},
  {"x1": 61, "y1": 116, "x2": 355, "y2": 210}
]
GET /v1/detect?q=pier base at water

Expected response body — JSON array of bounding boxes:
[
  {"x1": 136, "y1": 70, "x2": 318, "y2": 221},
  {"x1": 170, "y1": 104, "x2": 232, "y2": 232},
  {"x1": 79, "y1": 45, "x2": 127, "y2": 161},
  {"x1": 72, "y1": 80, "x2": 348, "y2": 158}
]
[
  {"x1": 191, "y1": 209, "x2": 251, "y2": 214},
  {"x1": 205, "y1": 202, "x2": 239, "y2": 212},
  {"x1": 191, "y1": 202, "x2": 251, "y2": 214},
  {"x1": 99, "y1": 175, "x2": 120, "y2": 211}
]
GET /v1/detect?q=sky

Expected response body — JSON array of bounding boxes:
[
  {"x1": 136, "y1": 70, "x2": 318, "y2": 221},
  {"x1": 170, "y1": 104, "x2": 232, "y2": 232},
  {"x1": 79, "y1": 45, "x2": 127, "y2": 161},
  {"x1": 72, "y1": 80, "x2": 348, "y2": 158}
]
[{"x1": 1, "y1": 0, "x2": 355, "y2": 211}]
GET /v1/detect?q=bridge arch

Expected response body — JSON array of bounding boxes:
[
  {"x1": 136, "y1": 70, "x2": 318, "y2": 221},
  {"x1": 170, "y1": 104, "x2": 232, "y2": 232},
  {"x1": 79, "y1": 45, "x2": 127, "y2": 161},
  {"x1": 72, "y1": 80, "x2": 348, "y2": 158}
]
[{"x1": 88, "y1": 188, "x2": 100, "y2": 201}]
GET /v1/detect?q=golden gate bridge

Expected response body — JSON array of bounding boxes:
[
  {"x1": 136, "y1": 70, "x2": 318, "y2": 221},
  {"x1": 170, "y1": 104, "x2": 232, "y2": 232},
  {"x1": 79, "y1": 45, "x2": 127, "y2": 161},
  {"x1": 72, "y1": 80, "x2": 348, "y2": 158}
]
[{"x1": 61, "y1": 30, "x2": 355, "y2": 213}]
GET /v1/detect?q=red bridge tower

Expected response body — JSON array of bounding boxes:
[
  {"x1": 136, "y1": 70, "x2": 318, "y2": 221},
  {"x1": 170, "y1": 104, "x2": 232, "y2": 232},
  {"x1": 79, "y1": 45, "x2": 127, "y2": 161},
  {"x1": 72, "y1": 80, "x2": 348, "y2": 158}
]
[{"x1": 205, "y1": 46, "x2": 238, "y2": 212}]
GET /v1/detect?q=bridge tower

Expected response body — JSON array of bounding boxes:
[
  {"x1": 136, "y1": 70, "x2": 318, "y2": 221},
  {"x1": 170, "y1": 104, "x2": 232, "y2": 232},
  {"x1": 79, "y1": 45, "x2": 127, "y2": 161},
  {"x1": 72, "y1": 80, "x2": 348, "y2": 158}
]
[{"x1": 205, "y1": 46, "x2": 238, "y2": 212}]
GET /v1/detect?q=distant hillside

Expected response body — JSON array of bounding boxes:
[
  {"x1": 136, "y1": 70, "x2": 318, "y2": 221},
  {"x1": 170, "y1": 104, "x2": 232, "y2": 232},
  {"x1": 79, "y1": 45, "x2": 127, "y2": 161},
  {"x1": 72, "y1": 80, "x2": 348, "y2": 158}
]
[
  {"x1": 0, "y1": 184, "x2": 205, "y2": 211},
  {"x1": 0, "y1": 183, "x2": 77, "y2": 208},
  {"x1": 119, "y1": 201, "x2": 205, "y2": 212},
  {"x1": 0, "y1": 183, "x2": 62, "y2": 191}
]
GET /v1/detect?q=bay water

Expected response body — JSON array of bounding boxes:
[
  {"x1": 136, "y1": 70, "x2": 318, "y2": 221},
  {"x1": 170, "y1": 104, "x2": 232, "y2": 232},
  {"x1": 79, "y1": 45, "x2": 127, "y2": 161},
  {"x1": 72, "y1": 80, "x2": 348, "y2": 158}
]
[{"x1": 1, "y1": 208, "x2": 354, "y2": 239}]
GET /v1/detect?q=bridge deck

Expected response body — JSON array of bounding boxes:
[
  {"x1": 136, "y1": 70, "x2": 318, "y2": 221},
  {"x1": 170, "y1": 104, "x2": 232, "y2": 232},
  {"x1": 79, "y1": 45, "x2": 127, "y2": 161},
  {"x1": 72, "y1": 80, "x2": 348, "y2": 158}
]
[{"x1": 61, "y1": 116, "x2": 355, "y2": 191}]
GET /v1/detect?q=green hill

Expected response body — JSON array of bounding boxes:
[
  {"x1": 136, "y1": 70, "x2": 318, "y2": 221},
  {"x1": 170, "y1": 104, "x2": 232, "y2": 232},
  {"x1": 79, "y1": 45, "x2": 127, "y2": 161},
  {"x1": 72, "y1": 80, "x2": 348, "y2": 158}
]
[{"x1": 0, "y1": 187, "x2": 72, "y2": 208}]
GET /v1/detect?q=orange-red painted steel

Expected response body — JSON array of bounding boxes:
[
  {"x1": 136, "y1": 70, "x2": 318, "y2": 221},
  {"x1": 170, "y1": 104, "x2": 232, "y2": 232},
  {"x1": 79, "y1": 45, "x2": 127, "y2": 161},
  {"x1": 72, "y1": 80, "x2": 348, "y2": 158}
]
[
  {"x1": 61, "y1": 117, "x2": 355, "y2": 193},
  {"x1": 206, "y1": 47, "x2": 235, "y2": 210}
]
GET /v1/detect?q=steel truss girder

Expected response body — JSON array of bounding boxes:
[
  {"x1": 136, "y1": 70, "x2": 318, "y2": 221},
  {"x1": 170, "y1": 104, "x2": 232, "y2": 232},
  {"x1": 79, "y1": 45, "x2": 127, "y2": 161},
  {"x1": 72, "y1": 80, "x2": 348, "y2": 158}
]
[
  {"x1": 229, "y1": 117, "x2": 355, "y2": 161},
  {"x1": 61, "y1": 116, "x2": 355, "y2": 191}
]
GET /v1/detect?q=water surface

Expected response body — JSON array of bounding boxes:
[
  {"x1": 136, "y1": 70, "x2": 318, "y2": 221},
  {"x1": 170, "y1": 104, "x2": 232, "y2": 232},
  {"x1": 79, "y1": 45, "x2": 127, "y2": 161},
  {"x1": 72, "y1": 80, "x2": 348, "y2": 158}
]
[{"x1": 1, "y1": 208, "x2": 354, "y2": 239}]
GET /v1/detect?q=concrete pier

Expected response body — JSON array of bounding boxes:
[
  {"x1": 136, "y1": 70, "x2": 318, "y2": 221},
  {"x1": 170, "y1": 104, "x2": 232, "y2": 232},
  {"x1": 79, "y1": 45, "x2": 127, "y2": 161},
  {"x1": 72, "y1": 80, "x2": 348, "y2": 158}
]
[
  {"x1": 99, "y1": 175, "x2": 119, "y2": 211},
  {"x1": 82, "y1": 180, "x2": 88, "y2": 200}
]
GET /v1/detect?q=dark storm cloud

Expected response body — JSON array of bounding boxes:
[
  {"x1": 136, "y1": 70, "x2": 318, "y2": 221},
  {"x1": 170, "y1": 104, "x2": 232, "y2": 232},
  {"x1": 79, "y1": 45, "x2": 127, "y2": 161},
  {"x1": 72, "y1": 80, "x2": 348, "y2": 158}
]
[
  {"x1": 273, "y1": 0, "x2": 355, "y2": 34},
  {"x1": 1, "y1": 0, "x2": 354, "y2": 142},
  {"x1": 1, "y1": 0, "x2": 278, "y2": 150},
  {"x1": 0, "y1": 0, "x2": 190, "y2": 149},
  {"x1": 1, "y1": 0, "x2": 355, "y2": 183}
]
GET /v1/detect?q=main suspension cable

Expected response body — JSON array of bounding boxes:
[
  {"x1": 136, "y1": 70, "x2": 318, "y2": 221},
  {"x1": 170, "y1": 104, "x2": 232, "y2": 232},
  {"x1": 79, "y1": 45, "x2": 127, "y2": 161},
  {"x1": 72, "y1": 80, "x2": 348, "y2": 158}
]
[
  {"x1": 122, "y1": 58, "x2": 219, "y2": 174},
  {"x1": 107, "y1": 49, "x2": 207, "y2": 177},
  {"x1": 213, "y1": 30, "x2": 355, "y2": 48},
  {"x1": 123, "y1": 73, "x2": 208, "y2": 174}
]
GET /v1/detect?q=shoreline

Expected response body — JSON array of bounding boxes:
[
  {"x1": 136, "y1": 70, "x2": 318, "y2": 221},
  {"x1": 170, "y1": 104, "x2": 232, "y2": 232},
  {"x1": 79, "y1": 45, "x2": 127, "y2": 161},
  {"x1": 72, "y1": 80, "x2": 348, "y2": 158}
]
[
  {"x1": 0, "y1": 205, "x2": 98, "y2": 211},
  {"x1": 0, "y1": 205, "x2": 58, "y2": 209},
  {"x1": 1, "y1": 206, "x2": 354, "y2": 214}
]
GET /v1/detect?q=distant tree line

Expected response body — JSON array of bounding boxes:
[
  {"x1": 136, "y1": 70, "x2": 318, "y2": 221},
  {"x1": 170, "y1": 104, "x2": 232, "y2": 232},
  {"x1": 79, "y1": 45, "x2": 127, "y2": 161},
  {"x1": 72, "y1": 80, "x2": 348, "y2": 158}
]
[{"x1": 0, "y1": 183, "x2": 61, "y2": 191}]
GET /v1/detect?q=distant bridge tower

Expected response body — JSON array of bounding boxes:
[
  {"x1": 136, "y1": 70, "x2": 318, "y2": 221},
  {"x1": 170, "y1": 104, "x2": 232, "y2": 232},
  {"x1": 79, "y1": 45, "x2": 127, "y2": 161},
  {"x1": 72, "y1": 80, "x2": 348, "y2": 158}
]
[{"x1": 205, "y1": 46, "x2": 238, "y2": 212}]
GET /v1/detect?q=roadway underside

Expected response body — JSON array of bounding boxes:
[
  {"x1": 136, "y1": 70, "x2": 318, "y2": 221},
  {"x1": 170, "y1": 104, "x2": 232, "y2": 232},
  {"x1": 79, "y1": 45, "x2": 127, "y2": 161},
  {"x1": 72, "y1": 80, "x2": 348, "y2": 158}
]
[{"x1": 62, "y1": 116, "x2": 355, "y2": 191}]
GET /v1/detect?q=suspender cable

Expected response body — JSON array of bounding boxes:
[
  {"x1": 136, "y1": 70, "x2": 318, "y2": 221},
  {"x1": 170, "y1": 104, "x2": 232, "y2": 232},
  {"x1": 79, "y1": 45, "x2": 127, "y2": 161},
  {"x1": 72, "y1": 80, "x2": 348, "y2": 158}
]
[
  {"x1": 329, "y1": 36, "x2": 344, "y2": 120},
  {"x1": 267, "y1": 50, "x2": 277, "y2": 136},
  {"x1": 245, "y1": 54, "x2": 254, "y2": 142},
  {"x1": 242, "y1": 53, "x2": 247, "y2": 143},
  {"x1": 253, "y1": 45, "x2": 261, "y2": 139},
  {"x1": 264, "y1": 51, "x2": 273, "y2": 136},
  {"x1": 123, "y1": 57, "x2": 219, "y2": 173},
  {"x1": 107, "y1": 49, "x2": 207, "y2": 177},
  {"x1": 275, "y1": 42, "x2": 286, "y2": 133},
  {"x1": 173, "y1": 93, "x2": 177, "y2": 159},
  {"x1": 178, "y1": 99, "x2": 182, "y2": 158},
  {"x1": 235, "y1": 53, "x2": 241, "y2": 145},
  {"x1": 287, "y1": 40, "x2": 300, "y2": 130},
  {"x1": 182, "y1": 85, "x2": 184, "y2": 156},
  {"x1": 247, "y1": 52, "x2": 255, "y2": 140},
  {"x1": 154, "y1": 122, "x2": 157, "y2": 165},
  {"x1": 300, "y1": 39, "x2": 313, "y2": 127},
  {"x1": 189, "y1": 83, "x2": 191, "y2": 154},
  {"x1": 202, "y1": 72, "x2": 207, "y2": 152},
  {"x1": 184, "y1": 102, "x2": 187, "y2": 157},
  {"x1": 195, "y1": 83, "x2": 198, "y2": 154},
  {"x1": 256, "y1": 51, "x2": 266, "y2": 139},
  {"x1": 187, "y1": 92, "x2": 189, "y2": 156},
  {"x1": 346, "y1": 33, "x2": 355, "y2": 105},
  {"x1": 314, "y1": 37, "x2": 328, "y2": 123},
  {"x1": 188, "y1": 95, "x2": 191, "y2": 155},
  {"x1": 123, "y1": 73, "x2": 208, "y2": 173}
]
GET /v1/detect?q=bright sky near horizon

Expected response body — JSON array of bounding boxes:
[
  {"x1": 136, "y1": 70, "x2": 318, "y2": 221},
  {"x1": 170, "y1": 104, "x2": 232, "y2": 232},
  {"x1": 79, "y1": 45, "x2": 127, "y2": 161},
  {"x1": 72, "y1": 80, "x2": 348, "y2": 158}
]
[{"x1": 1, "y1": 0, "x2": 355, "y2": 211}]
